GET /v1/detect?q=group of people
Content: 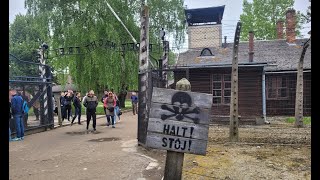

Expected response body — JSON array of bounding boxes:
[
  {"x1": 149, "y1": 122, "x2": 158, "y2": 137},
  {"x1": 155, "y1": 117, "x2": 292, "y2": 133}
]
[
  {"x1": 9, "y1": 87, "x2": 139, "y2": 141},
  {"x1": 58, "y1": 89, "x2": 123, "y2": 131}
]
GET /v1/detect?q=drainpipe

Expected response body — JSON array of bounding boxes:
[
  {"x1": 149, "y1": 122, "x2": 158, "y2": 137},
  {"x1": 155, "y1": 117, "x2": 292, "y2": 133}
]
[{"x1": 262, "y1": 69, "x2": 269, "y2": 124}]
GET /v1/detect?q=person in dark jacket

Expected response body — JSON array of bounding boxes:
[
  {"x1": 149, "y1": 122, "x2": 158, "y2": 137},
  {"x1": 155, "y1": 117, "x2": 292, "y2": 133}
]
[
  {"x1": 60, "y1": 92, "x2": 67, "y2": 121},
  {"x1": 83, "y1": 90, "x2": 98, "y2": 131},
  {"x1": 10, "y1": 89, "x2": 25, "y2": 141},
  {"x1": 64, "y1": 91, "x2": 74, "y2": 121},
  {"x1": 71, "y1": 92, "x2": 82, "y2": 125}
]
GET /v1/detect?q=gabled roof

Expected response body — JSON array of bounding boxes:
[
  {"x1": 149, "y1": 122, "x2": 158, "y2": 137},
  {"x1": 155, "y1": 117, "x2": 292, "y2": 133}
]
[{"x1": 176, "y1": 38, "x2": 311, "y2": 71}]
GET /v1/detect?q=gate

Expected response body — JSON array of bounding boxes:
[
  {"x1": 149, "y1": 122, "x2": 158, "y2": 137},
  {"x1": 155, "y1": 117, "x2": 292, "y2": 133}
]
[{"x1": 9, "y1": 53, "x2": 54, "y2": 135}]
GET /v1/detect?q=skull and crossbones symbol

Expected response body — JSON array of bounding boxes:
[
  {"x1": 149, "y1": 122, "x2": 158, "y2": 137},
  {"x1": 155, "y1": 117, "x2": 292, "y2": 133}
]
[{"x1": 160, "y1": 92, "x2": 200, "y2": 124}]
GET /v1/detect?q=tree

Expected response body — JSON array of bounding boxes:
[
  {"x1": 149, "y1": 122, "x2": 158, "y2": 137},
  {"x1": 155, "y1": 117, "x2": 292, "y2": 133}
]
[
  {"x1": 9, "y1": 14, "x2": 49, "y2": 78},
  {"x1": 240, "y1": 0, "x2": 304, "y2": 41},
  {"x1": 24, "y1": 0, "x2": 186, "y2": 94},
  {"x1": 301, "y1": 0, "x2": 311, "y2": 23}
]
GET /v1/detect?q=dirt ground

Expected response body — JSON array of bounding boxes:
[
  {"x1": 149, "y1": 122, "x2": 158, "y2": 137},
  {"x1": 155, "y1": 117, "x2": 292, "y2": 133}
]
[
  {"x1": 182, "y1": 117, "x2": 311, "y2": 180},
  {"x1": 9, "y1": 115, "x2": 310, "y2": 180}
]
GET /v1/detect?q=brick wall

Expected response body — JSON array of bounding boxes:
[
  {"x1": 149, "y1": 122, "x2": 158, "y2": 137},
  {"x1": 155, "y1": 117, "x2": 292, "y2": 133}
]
[{"x1": 188, "y1": 24, "x2": 222, "y2": 48}]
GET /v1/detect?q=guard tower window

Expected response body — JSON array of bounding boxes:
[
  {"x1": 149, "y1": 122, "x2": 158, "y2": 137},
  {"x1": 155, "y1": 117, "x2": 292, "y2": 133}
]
[{"x1": 200, "y1": 48, "x2": 213, "y2": 56}]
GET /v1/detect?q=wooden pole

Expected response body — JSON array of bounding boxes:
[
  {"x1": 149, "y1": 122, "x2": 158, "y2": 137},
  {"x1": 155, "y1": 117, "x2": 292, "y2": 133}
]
[
  {"x1": 294, "y1": 38, "x2": 310, "y2": 127},
  {"x1": 163, "y1": 78, "x2": 191, "y2": 180},
  {"x1": 229, "y1": 22, "x2": 242, "y2": 142},
  {"x1": 137, "y1": 4, "x2": 150, "y2": 145}
]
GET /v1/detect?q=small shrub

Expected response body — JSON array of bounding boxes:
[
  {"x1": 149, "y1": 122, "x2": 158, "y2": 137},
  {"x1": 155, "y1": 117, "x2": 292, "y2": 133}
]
[{"x1": 286, "y1": 117, "x2": 311, "y2": 125}]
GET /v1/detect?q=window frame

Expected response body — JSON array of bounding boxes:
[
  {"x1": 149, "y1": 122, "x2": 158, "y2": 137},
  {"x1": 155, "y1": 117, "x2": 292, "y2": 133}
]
[
  {"x1": 212, "y1": 73, "x2": 231, "y2": 105},
  {"x1": 266, "y1": 76, "x2": 289, "y2": 100}
]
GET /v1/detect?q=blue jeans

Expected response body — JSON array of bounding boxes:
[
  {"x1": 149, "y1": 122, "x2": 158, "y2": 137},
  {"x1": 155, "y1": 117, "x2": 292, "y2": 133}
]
[
  {"x1": 114, "y1": 106, "x2": 120, "y2": 123},
  {"x1": 14, "y1": 115, "x2": 24, "y2": 138},
  {"x1": 72, "y1": 107, "x2": 81, "y2": 123},
  {"x1": 106, "y1": 115, "x2": 115, "y2": 125}
]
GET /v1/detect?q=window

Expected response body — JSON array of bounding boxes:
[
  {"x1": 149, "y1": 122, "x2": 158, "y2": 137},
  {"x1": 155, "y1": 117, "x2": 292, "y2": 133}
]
[
  {"x1": 200, "y1": 48, "x2": 213, "y2": 56},
  {"x1": 267, "y1": 76, "x2": 288, "y2": 99},
  {"x1": 212, "y1": 74, "x2": 231, "y2": 104}
]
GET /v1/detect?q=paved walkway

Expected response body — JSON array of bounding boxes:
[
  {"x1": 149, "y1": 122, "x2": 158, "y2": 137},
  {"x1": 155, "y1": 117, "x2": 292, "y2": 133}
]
[
  {"x1": 9, "y1": 112, "x2": 166, "y2": 180},
  {"x1": 23, "y1": 110, "x2": 131, "y2": 130}
]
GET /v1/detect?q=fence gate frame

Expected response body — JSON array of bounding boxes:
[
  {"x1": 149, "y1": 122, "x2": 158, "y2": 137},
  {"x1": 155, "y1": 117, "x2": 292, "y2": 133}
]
[{"x1": 9, "y1": 52, "x2": 54, "y2": 134}]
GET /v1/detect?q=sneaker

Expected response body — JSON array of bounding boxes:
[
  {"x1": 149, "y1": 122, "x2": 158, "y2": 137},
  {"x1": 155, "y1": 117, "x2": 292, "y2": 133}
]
[
  {"x1": 11, "y1": 137, "x2": 21, "y2": 141},
  {"x1": 112, "y1": 125, "x2": 115, "y2": 128},
  {"x1": 21, "y1": 137, "x2": 24, "y2": 140},
  {"x1": 106, "y1": 123, "x2": 110, "y2": 126},
  {"x1": 78, "y1": 123, "x2": 82, "y2": 125}
]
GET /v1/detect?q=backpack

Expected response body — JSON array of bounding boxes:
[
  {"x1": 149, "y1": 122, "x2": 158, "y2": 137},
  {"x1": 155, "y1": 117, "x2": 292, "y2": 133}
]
[{"x1": 22, "y1": 101, "x2": 29, "y2": 114}]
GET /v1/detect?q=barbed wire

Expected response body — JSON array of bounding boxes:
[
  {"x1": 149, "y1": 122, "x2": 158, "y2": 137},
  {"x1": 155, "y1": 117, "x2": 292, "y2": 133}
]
[{"x1": 170, "y1": 47, "x2": 311, "y2": 52}]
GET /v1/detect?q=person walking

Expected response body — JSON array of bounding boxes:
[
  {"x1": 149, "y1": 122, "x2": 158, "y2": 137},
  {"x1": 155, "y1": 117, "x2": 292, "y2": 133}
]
[
  {"x1": 131, "y1": 92, "x2": 138, "y2": 115},
  {"x1": 33, "y1": 99, "x2": 40, "y2": 121},
  {"x1": 10, "y1": 89, "x2": 25, "y2": 141},
  {"x1": 64, "y1": 91, "x2": 74, "y2": 121},
  {"x1": 104, "y1": 92, "x2": 116, "y2": 128},
  {"x1": 110, "y1": 89, "x2": 120, "y2": 123},
  {"x1": 101, "y1": 90, "x2": 109, "y2": 115},
  {"x1": 82, "y1": 92, "x2": 88, "y2": 115},
  {"x1": 83, "y1": 90, "x2": 98, "y2": 131},
  {"x1": 60, "y1": 92, "x2": 67, "y2": 121},
  {"x1": 71, "y1": 92, "x2": 82, "y2": 125}
]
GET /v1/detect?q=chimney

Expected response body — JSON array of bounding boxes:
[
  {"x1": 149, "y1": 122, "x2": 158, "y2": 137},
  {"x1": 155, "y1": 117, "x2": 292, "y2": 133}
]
[
  {"x1": 286, "y1": 9, "x2": 296, "y2": 44},
  {"x1": 276, "y1": 20, "x2": 284, "y2": 39},
  {"x1": 249, "y1": 31, "x2": 254, "y2": 62}
]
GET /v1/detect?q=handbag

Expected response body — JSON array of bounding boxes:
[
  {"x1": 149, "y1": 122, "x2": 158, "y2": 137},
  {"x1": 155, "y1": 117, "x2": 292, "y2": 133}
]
[
  {"x1": 118, "y1": 109, "x2": 122, "y2": 116},
  {"x1": 108, "y1": 107, "x2": 114, "y2": 112}
]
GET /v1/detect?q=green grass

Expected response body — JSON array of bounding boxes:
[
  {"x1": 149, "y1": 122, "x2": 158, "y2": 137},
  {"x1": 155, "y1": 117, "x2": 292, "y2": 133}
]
[
  {"x1": 28, "y1": 99, "x2": 133, "y2": 116},
  {"x1": 286, "y1": 117, "x2": 311, "y2": 125},
  {"x1": 81, "y1": 100, "x2": 133, "y2": 115}
]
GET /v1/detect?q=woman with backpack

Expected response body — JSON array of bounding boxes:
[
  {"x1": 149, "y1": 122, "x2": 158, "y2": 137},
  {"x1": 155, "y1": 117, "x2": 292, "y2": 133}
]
[
  {"x1": 110, "y1": 89, "x2": 121, "y2": 123},
  {"x1": 104, "y1": 92, "x2": 116, "y2": 128}
]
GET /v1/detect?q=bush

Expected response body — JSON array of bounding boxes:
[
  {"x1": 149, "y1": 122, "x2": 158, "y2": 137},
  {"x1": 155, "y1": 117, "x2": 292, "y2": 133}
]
[{"x1": 286, "y1": 117, "x2": 311, "y2": 125}]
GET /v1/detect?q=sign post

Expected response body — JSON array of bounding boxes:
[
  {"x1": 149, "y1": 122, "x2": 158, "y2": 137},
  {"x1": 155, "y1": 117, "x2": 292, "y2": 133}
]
[{"x1": 146, "y1": 79, "x2": 212, "y2": 179}]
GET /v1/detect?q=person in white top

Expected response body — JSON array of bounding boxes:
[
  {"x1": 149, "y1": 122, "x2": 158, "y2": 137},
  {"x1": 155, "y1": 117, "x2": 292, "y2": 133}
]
[{"x1": 82, "y1": 92, "x2": 88, "y2": 114}]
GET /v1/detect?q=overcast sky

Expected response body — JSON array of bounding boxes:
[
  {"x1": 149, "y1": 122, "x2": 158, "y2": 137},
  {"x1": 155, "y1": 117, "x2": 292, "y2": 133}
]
[{"x1": 10, "y1": 0, "x2": 310, "y2": 49}]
